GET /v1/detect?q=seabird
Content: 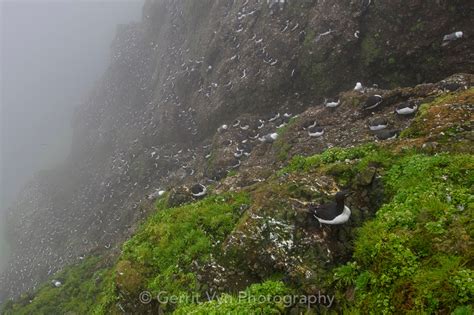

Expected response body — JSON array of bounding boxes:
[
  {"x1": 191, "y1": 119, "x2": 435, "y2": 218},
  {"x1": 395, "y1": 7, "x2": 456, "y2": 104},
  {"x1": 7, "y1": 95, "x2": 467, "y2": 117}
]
[
  {"x1": 363, "y1": 95, "x2": 383, "y2": 110},
  {"x1": 354, "y1": 82, "x2": 364, "y2": 92},
  {"x1": 442, "y1": 31, "x2": 463, "y2": 43},
  {"x1": 248, "y1": 130, "x2": 260, "y2": 140},
  {"x1": 231, "y1": 159, "x2": 241, "y2": 169},
  {"x1": 240, "y1": 123, "x2": 250, "y2": 130},
  {"x1": 234, "y1": 149, "x2": 244, "y2": 158},
  {"x1": 325, "y1": 98, "x2": 340, "y2": 108},
  {"x1": 308, "y1": 126, "x2": 324, "y2": 137},
  {"x1": 259, "y1": 132, "x2": 278, "y2": 143},
  {"x1": 395, "y1": 102, "x2": 417, "y2": 115},
  {"x1": 302, "y1": 120, "x2": 318, "y2": 130},
  {"x1": 191, "y1": 184, "x2": 207, "y2": 197},
  {"x1": 257, "y1": 119, "x2": 265, "y2": 129},
  {"x1": 52, "y1": 280, "x2": 62, "y2": 288},
  {"x1": 373, "y1": 129, "x2": 400, "y2": 140},
  {"x1": 217, "y1": 124, "x2": 228, "y2": 133},
  {"x1": 440, "y1": 82, "x2": 463, "y2": 92},
  {"x1": 232, "y1": 120, "x2": 241, "y2": 127},
  {"x1": 354, "y1": 30, "x2": 360, "y2": 38},
  {"x1": 268, "y1": 113, "x2": 280, "y2": 122},
  {"x1": 147, "y1": 189, "x2": 166, "y2": 200},
  {"x1": 310, "y1": 191, "x2": 352, "y2": 225},
  {"x1": 368, "y1": 118, "x2": 389, "y2": 131}
]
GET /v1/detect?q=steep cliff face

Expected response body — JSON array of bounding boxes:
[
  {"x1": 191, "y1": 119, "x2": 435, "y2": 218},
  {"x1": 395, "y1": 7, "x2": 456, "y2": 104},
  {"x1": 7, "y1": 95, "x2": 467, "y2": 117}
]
[{"x1": 1, "y1": 0, "x2": 472, "y2": 303}]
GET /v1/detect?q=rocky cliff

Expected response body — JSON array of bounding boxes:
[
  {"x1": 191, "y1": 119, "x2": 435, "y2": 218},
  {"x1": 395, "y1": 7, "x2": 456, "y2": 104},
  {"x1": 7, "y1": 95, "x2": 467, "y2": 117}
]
[{"x1": 1, "y1": 0, "x2": 472, "y2": 310}]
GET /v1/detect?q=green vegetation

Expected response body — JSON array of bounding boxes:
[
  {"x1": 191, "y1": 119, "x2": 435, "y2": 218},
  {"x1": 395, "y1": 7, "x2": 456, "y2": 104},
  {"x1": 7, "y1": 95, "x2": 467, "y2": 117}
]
[
  {"x1": 174, "y1": 281, "x2": 291, "y2": 314},
  {"x1": 1, "y1": 256, "x2": 114, "y2": 315},
  {"x1": 332, "y1": 153, "x2": 473, "y2": 313},
  {"x1": 112, "y1": 192, "x2": 251, "y2": 312}
]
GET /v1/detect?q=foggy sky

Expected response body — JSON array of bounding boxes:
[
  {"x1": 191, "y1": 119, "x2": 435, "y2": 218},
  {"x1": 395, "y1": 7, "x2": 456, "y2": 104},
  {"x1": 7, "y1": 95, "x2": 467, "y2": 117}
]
[{"x1": 0, "y1": 0, "x2": 143, "y2": 272}]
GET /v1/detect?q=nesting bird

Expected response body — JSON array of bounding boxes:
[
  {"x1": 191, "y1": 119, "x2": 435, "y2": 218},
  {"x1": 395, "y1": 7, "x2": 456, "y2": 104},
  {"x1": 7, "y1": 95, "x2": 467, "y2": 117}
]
[
  {"x1": 325, "y1": 98, "x2": 340, "y2": 108},
  {"x1": 368, "y1": 118, "x2": 389, "y2": 131},
  {"x1": 308, "y1": 126, "x2": 324, "y2": 137},
  {"x1": 217, "y1": 124, "x2": 228, "y2": 133},
  {"x1": 259, "y1": 132, "x2": 278, "y2": 143},
  {"x1": 310, "y1": 191, "x2": 352, "y2": 225},
  {"x1": 363, "y1": 95, "x2": 383, "y2": 110},
  {"x1": 268, "y1": 113, "x2": 280, "y2": 122},
  {"x1": 191, "y1": 184, "x2": 207, "y2": 197},
  {"x1": 442, "y1": 31, "x2": 463, "y2": 44},
  {"x1": 395, "y1": 102, "x2": 417, "y2": 115},
  {"x1": 373, "y1": 129, "x2": 400, "y2": 140},
  {"x1": 302, "y1": 120, "x2": 318, "y2": 130},
  {"x1": 354, "y1": 82, "x2": 364, "y2": 92}
]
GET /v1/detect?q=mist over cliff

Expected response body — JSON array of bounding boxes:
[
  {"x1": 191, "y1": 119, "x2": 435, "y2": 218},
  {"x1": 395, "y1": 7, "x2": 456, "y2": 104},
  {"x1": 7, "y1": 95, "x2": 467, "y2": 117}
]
[{"x1": 0, "y1": 0, "x2": 142, "y2": 280}]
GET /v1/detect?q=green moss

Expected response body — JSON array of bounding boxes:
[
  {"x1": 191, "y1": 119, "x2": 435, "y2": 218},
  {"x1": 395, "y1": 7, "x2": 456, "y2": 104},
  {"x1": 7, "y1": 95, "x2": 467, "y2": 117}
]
[
  {"x1": 335, "y1": 153, "x2": 474, "y2": 314},
  {"x1": 174, "y1": 280, "x2": 292, "y2": 314},
  {"x1": 118, "y1": 192, "x2": 251, "y2": 309}
]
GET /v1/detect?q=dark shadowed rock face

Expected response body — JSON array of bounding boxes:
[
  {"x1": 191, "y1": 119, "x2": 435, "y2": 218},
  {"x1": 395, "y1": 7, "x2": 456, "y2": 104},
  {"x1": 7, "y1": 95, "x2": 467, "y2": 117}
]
[{"x1": 1, "y1": 0, "x2": 472, "y2": 302}]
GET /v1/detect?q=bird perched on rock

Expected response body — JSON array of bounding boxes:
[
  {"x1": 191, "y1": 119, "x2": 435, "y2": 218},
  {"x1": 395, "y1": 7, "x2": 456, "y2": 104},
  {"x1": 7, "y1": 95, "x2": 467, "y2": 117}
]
[
  {"x1": 191, "y1": 184, "x2": 207, "y2": 197},
  {"x1": 368, "y1": 118, "x2": 388, "y2": 131},
  {"x1": 354, "y1": 82, "x2": 364, "y2": 92},
  {"x1": 217, "y1": 124, "x2": 228, "y2": 133},
  {"x1": 395, "y1": 101, "x2": 417, "y2": 115},
  {"x1": 362, "y1": 95, "x2": 383, "y2": 110},
  {"x1": 308, "y1": 126, "x2": 324, "y2": 137},
  {"x1": 442, "y1": 31, "x2": 463, "y2": 44},
  {"x1": 310, "y1": 190, "x2": 352, "y2": 225},
  {"x1": 302, "y1": 120, "x2": 318, "y2": 130},
  {"x1": 324, "y1": 98, "x2": 340, "y2": 108},
  {"x1": 373, "y1": 129, "x2": 400, "y2": 140},
  {"x1": 259, "y1": 132, "x2": 278, "y2": 143}
]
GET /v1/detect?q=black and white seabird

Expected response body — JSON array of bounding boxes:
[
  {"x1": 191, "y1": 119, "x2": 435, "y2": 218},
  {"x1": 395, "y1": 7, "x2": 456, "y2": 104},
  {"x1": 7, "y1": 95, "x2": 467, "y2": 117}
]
[
  {"x1": 310, "y1": 191, "x2": 351, "y2": 225},
  {"x1": 234, "y1": 149, "x2": 244, "y2": 158},
  {"x1": 302, "y1": 120, "x2": 318, "y2": 130},
  {"x1": 259, "y1": 132, "x2": 278, "y2": 143},
  {"x1": 191, "y1": 184, "x2": 207, "y2": 197},
  {"x1": 395, "y1": 102, "x2": 417, "y2": 115},
  {"x1": 240, "y1": 123, "x2": 250, "y2": 130},
  {"x1": 247, "y1": 130, "x2": 260, "y2": 140},
  {"x1": 232, "y1": 120, "x2": 241, "y2": 127},
  {"x1": 230, "y1": 159, "x2": 241, "y2": 169},
  {"x1": 373, "y1": 129, "x2": 400, "y2": 140},
  {"x1": 268, "y1": 113, "x2": 280, "y2": 122},
  {"x1": 440, "y1": 82, "x2": 463, "y2": 92},
  {"x1": 308, "y1": 126, "x2": 324, "y2": 137},
  {"x1": 368, "y1": 118, "x2": 389, "y2": 131},
  {"x1": 363, "y1": 95, "x2": 383, "y2": 110},
  {"x1": 51, "y1": 280, "x2": 62, "y2": 288}
]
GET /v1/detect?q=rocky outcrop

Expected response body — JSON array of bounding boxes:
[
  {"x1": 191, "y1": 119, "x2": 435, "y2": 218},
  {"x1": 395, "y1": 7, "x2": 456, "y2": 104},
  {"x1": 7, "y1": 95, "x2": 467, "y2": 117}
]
[{"x1": 1, "y1": 0, "x2": 472, "y2": 302}]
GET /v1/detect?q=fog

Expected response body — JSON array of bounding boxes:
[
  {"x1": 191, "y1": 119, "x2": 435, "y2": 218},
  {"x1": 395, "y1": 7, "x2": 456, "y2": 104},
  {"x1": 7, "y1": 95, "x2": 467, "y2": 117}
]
[{"x1": 0, "y1": 0, "x2": 142, "y2": 274}]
